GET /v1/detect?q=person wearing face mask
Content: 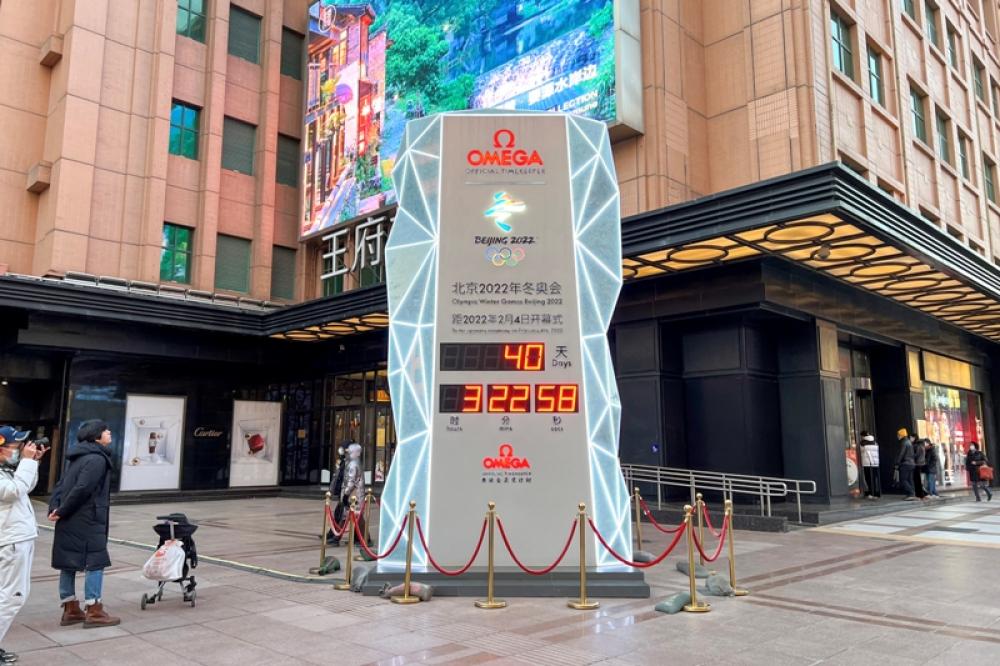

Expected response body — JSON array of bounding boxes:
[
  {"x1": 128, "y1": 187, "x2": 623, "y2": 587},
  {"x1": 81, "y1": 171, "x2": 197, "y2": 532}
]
[
  {"x1": 0, "y1": 425, "x2": 49, "y2": 664},
  {"x1": 966, "y1": 441, "x2": 993, "y2": 502},
  {"x1": 47, "y1": 420, "x2": 120, "y2": 628}
]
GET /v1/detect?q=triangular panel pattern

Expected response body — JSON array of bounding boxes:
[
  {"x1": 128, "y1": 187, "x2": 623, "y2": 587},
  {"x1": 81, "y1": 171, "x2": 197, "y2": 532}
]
[
  {"x1": 566, "y1": 115, "x2": 631, "y2": 568},
  {"x1": 378, "y1": 115, "x2": 443, "y2": 568}
]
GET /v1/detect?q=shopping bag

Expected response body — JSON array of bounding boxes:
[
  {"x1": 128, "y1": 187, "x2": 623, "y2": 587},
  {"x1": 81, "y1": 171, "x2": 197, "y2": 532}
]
[
  {"x1": 143, "y1": 540, "x2": 186, "y2": 581},
  {"x1": 980, "y1": 465, "x2": 995, "y2": 482}
]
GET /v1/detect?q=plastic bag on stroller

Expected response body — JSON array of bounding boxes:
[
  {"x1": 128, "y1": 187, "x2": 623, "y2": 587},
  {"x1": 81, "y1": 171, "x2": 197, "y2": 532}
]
[{"x1": 143, "y1": 540, "x2": 186, "y2": 581}]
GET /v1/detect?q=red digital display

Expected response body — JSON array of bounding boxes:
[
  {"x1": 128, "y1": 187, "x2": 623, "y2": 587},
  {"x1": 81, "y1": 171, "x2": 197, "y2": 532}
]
[
  {"x1": 440, "y1": 384, "x2": 579, "y2": 413},
  {"x1": 440, "y1": 384, "x2": 484, "y2": 413},
  {"x1": 535, "y1": 385, "x2": 579, "y2": 413},
  {"x1": 487, "y1": 384, "x2": 531, "y2": 413},
  {"x1": 439, "y1": 343, "x2": 545, "y2": 371},
  {"x1": 503, "y1": 343, "x2": 544, "y2": 370}
]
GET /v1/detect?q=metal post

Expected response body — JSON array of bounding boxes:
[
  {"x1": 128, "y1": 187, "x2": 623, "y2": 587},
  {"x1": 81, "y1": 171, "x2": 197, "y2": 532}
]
[
  {"x1": 682, "y1": 505, "x2": 710, "y2": 613},
  {"x1": 318, "y1": 492, "x2": 331, "y2": 571},
  {"x1": 391, "y1": 501, "x2": 420, "y2": 604},
  {"x1": 633, "y1": 487, "x2": 643, "y2": 551},
  {"x1": 334, "y1": 496, "x2": 357, "y2": 590},
  {"x1": 475, "y1": 502, "x2": 506, "y2": 609},
  {"x1": 695, "y1": 492, "x2": 706, "y2": 567},
  {"x1": 567, "y1": 503, "x2": 599, "y2": 610},
  {"x1": 796, "y1": 483, "x2": 803, "y2": 524},
  {"x1": 725, "y1": 500, "x2": 749, "y2": 596}
]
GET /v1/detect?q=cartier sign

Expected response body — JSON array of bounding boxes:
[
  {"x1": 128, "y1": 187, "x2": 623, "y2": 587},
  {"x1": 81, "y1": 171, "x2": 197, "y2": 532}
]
[{"x1": 193, "y1": 426, "x2": 225, "y2": 439}]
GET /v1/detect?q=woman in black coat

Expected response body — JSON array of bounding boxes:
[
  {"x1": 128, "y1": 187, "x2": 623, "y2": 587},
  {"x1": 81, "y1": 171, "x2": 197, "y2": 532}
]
[{"x1": 47, "y1": 420, "x2": 120, "y2": 628}]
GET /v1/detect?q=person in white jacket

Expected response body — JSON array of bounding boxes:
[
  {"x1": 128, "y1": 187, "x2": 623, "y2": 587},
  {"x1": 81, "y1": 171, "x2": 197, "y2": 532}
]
[{"x1": 0, "y1": 426, "x2": 48, "y2": 664}]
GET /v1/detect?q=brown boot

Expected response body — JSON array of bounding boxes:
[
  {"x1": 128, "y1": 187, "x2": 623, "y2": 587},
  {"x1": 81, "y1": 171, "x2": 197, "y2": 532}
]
[
  {"x1": 60, "y1": 600, "x2": 85, "y2": 626},
  {"x1": 83, "y1": 602, "x2": 120, "y2": 628}
]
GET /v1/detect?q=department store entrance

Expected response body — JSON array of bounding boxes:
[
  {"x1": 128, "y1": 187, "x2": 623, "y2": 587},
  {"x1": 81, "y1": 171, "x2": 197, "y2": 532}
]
[{"x1": 323, "y1": 367, "x2": 396, "y2": 490}]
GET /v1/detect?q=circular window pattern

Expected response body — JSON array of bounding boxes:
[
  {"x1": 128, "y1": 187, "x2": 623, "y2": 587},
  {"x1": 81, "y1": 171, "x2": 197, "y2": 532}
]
[
  {"x1": 360, "y1": 313, "x2": 390, "y2": 327},
  {"x1": 764, "y1": 222, "x2": 836, "y2": 244},
  {"x1": 936, "y1": 302, "x2": 990, "y2": 315},
  {"x1": 809, "y1": 243, "x2": 876, "y2": 262},
  {"x1": 910, "y1": 290, "x2": 971, "y2": 304},
  {"x1": 667, "y1": 245, "x2": 729, "y2": 264},
  {"x1": 849, "y1": 262, "x2": 912, "y2": 279},
  {"x1": 883, "y1": 276, "x2": 944, "y2": 292}
]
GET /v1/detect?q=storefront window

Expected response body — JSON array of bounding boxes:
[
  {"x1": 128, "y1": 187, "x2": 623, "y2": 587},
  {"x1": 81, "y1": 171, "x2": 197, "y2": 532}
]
[{"x1": 923, "y1": 384, "x2": 986, "y2": 488}]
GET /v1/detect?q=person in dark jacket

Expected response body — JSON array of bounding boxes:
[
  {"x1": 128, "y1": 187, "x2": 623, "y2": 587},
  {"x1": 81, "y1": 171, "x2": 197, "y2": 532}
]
[
  {"x1": 966, "y1": 442, "x2": 993, "y2": 502},
  {"x1": 894, "y1": 428, "x2": 917, "y2": 500},
  {"x1": 47, "y1": 420, "x2": 120, "y2": 628},
  {"x1": 924, "y1": 439, "x2": 941, "y2": 499},
  {"x1": 326, "y1": 445, "x2": 346, "y2": 545},
  {"x1": 912, "y1": 434, "x2": 927, "y2": 499}
]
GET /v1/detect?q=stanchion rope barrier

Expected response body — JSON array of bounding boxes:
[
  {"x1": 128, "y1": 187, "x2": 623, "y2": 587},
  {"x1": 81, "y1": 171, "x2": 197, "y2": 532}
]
[
  {"x1": 588, "y1": 517, "x2": 687, "y2": 568},
  {"x1": 414, "y1": 516, "x2": 488, "y2": 576},
  {"x1": 325, "y1": 505, "x2": 348, "y2": 538},
  {"x1": 638, "y1": 497, "x2": 684, "y2": 534},
  {"x1": 701, "y1": 503, "x2": 723, "y2": 538},
  {"x1": 690, "y1": 514, "x2": 729, "y2": 563},
  {"x1": 354, "y1": 512, "x2": 409, "y2": 560},
  {"x1": 496, "y1": 516, "x2": 577, "y2": 576}
]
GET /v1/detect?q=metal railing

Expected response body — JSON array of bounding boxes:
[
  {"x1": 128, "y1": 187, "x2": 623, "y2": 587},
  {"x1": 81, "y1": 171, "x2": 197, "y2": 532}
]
[{"x1": 620, "y1": 463, "x2": 817, "y2": 524}]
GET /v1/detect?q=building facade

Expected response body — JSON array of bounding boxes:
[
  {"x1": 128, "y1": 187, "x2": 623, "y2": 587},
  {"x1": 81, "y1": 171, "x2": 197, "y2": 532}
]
[{"x1": 3, "y1": 0, "x2": 1000, "y2": 502}]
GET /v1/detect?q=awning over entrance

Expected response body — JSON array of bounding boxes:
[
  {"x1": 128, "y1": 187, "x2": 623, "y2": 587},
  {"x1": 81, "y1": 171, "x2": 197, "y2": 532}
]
[
  {"x1": 4, "y1": 164, "x2": 999, "y2": 346},
  {"x1": 620, "y1": 163, "x2": 1000, "y2": 344}
]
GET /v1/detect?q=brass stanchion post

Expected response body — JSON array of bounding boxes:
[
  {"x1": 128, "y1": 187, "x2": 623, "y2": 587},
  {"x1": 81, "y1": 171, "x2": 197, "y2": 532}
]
[
  {"x1": 633, "y1": 487, "x2": 643, "y2": 552},
  {"x1": 310, "y1": 492, "x2": 332, "y2": 575},
  {"x1": 682, "y1": 504, "x2": 710, "y2": 613},
  {"x1": 567, "y1": 502, "x2": 599, "y2": 611},
  {"x1": 355, "y1": 487, "x2": 375, "y2": 561},
  {"x1": 334, "y1": 495, "x2": 357, "y2": 590},
  {"x1": 695, "y1": 492, "x2": 705, "y2": 567},
  {"x1": 319, "y1": 491, "x2": 331, "y2": 568},
  {"x1": 725, "y1": 500, "x2": 749, "y2": 596},
  {"x1": 391, "y1": 501, "x2": 420, "y2": 604},
  {"x1": 475, "y1": 501, "x2": 506, "y2": 609}
]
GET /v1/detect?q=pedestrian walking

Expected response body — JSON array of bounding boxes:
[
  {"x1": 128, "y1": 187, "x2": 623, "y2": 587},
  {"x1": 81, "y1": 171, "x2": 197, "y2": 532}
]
[
  {"x1": 860, "y1": 432, "x2": 881, "y2": 499},
  {"x1": 48, "y1": 420, "x2": 120, "y2": 628},
  {"x1": 894, "y1": 428, "x2": 917, "y2": 501},
  {"x1": 966, "y1": 442, "x2": 993, "y2": 502},
  {"x1": 912, "y1": 434, "x2": 928, "y2": 500},
  {"x1": 0, "y1": 426, "x2": 49, "y2": 664},
  {"x1": 923, "y1": 439, "x2": 941, "y2": 498}
]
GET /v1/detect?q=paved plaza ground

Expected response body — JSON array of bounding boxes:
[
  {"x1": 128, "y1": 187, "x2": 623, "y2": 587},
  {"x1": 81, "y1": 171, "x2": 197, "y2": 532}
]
[{"x1": 5, "y1": 495, "x2": 1000, "y2": 665}]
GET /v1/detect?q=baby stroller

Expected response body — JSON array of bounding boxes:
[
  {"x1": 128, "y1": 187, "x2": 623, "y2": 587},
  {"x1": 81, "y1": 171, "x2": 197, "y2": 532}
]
[{"x1": 140, "y1": 513, "x2": 198, "y2": 609}]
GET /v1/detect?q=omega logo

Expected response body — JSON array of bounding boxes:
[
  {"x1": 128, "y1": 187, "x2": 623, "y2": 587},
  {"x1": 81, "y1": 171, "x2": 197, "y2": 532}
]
[
  {"x1": 482, "y1": 443, "x2": 531, "y2": 469},
  {"x1": 467, "y1": 129, "x2": 544, "y2": 167}
]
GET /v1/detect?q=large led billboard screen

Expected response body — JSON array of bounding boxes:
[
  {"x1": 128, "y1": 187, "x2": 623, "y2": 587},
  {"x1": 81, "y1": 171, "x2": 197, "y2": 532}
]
[{"x1": 302, "y1": 0, "x2": 640, "y2": 238}]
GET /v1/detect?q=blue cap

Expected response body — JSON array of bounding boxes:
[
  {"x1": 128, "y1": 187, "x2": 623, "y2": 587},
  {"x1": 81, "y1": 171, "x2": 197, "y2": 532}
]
[{"x1": 0, "y1": 426, "x2": 30, "y2": 446}]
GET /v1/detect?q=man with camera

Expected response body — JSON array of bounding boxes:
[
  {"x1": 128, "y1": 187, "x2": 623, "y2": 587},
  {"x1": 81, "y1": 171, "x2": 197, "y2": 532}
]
[{"x1": 0, "y1": 426, "x2": 49, "y2": 664}]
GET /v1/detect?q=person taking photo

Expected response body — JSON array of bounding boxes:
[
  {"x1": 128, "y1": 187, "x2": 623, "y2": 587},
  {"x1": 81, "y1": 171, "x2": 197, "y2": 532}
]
[{"x1": 0, "y1": 426, "x2": 49, "y2": 664}]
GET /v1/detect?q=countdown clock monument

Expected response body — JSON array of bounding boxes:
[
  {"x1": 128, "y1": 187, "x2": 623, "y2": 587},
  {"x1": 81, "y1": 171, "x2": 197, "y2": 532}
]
[{"x1": 376, "y1": 111, "x2": 644, "y2": 595}]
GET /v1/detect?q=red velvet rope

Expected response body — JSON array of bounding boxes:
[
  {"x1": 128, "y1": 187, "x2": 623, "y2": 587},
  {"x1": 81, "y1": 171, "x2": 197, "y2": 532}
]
[
  {"x1": 700, "y1": 503, "x2": 723, "y2": 538},
  {"x1": 414, "y1": 516, "x2": 488, "y2": 576},
  {"x1": 588, "y1": 517, "x2": 687, "y2": 568},
  {"x1": 638, "y1": 497, "x2": 684, "y2": 534},
  {"x1": 690, "y1": 514, "x2": 729, "y2": 563},
  {"x1": 354, "y1": 512, "x2": 408, "y2": 560},
  {"x1": 495, "y1": 516, "x2": 577, "y2": 576},
  {"x1": 325, "y1": 505, "x2": 347, "y2": 538}
]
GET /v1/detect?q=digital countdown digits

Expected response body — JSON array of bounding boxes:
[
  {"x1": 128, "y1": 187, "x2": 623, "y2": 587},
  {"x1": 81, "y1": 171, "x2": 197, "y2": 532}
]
[
  {"x1": 439, "y1": 382, "x2": 578, "y2": 413},
  {"x1": 439, "y1": 343, "x2": 544, "y2": 371}
]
